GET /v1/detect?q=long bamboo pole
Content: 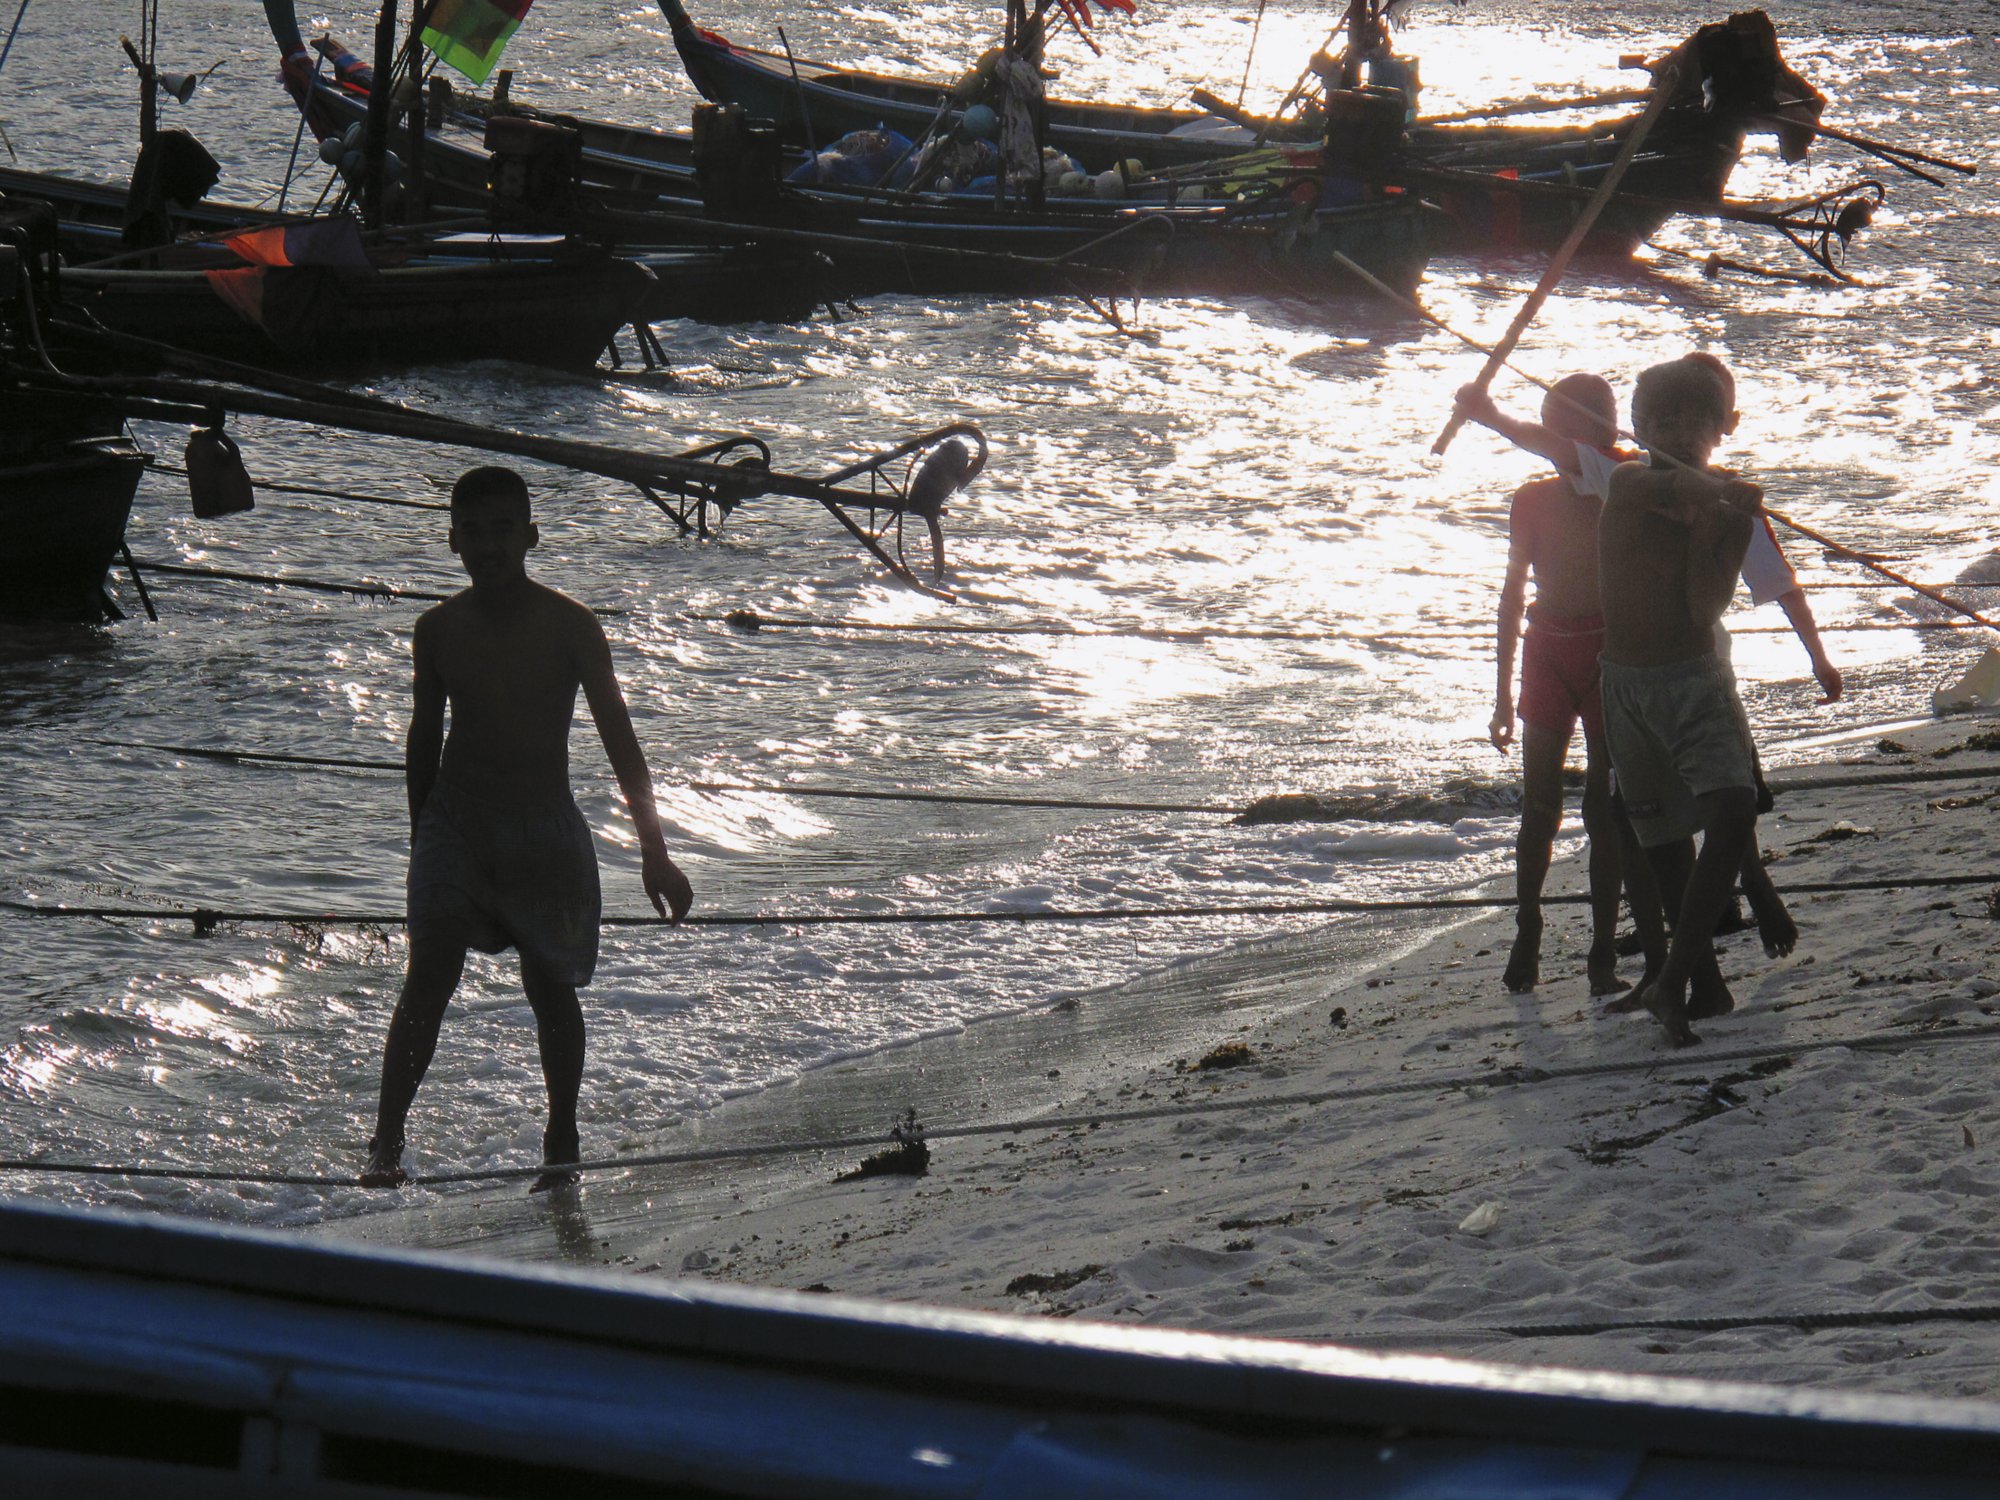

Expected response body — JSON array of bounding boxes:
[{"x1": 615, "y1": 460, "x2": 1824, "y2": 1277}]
[
  {"x1": 1330, "y1": 251, "x2": 1999, "y2": 634},
  {"x1": 1430, "y1": 56, "x2": 1682, "y2": 456}
]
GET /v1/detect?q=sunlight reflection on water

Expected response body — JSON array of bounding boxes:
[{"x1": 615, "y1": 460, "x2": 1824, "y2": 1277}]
[{"x1": 0, "y1": 1, "x2": 1992, "y2": 1212}]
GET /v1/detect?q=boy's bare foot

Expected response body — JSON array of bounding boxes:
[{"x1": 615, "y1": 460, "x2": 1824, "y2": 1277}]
[
  {"x1": 1687, "y1": 974, "x2": 1736, "y2": 1021},
  {"x1": 1587, "y1": 945, "x2": 1628, "y2": 996},
  {"x1": 1634, "y1": 980, "x2": 1700, "y2": 1047},
  {"x1": 1602, "y1": 960, "x2": 1661, "y2": 1014},
  {"x1": 532, "y1": 1125, "x2": 581, "y2": 1194},
  {"x1": 530, "y1": 1165, "x2": 580, "y2": 1195},
  {"x1": 1504, "y1": 919, "x2": 1541, "y2": 994},
  {"x1": 360, "y1": 1137, "x2": 407, "y2": 1189},
  {"x1": 1758, "y1": 906, "x2": 1799, "y2": 959}
]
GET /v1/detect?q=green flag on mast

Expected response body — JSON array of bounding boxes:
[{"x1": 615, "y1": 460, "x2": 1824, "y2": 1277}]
[{"x1": 421, "y1": 0, "x2": 536, "y2": 86}]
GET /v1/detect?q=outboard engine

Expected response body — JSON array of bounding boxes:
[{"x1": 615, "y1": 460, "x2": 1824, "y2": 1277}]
[
  {"x1": 484, "y1": 114, "x2": 585, "y2": 227},
  {"x1": 691, "y1": 103, "x2": 784, "y2": 217}
]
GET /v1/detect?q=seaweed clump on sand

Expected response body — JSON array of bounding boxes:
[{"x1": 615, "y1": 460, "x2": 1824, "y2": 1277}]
[
  {"x1": 835, "y1": 1108, "x2": 929, "y2": 1182},
  {"x1": 1006, "y1": 1264, "x2": 1103, "y2": 1297},
  {"x1": 1178, "y1": 1041, "x2": 1255, "y2": 1073}
]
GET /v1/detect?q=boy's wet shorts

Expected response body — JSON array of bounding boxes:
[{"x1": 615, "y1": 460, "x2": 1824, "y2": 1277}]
[
  {"x1": 407, "y1": 781, "x2": 601, "y2": 986},
  {"x1": 1599, "y1": 653, "x2": 1758, "y2": 849},
  {"x1": 1519, "y1": 611, "x2": 1605, "y2": 740}
]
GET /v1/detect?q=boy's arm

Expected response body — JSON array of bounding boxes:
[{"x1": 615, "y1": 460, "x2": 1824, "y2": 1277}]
[
  {"x1": 1491, "y1": 541, "x2": 1531, "y2": 753},
  {"x1": 577, "y1": 616, "x2": 693, "y2": 921},
  {"x1": 406, "y1": 612, "x2": 446, "y2": 837},
  {"x1": 1776, "y1": 586, "x2": 1843, "y2": 702},
  {"x1": 1453, "y1": 385, "x2": 1573, "y2": 470},
  {"x1": 1684, "y1": 477, "x2": 1759, "y2": 628}
]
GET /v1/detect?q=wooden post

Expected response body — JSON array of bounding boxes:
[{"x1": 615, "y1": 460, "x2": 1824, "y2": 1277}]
[
  {"x1": 362, "y1": 0, "x2": 399, "y2": 225},
  {"x1": 1431, "y1": 56, "x2": 1683, "y2": 457}
]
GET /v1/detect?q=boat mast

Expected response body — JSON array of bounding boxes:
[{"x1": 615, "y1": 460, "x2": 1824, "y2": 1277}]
[{"x1": 361, "y1": 0, "x2": 398, "y2": 223}]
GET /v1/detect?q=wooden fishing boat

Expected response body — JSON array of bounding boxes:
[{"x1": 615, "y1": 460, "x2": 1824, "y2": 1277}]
[
  {"x1": 4, "y1": 1198, "x2": 1999, "y2": 1495},
  {"x1": 0, "y1": 160, "x2": 831, "y2": 336},
  {"x1": 651, "y1": 0, "x2": 1830, "y2": 257},
  {"x1": 265, "y1": 9, "x2": 1438, "y2": 301},
  {"x1": 0, "y1": 392, "x2": 146, "y2": 622},
  {"x1": 0, "y1": 200, "x2": 147, "y2": 621},
  {"x1": 50, "y1": 250, "x2": 651, "y2": 374}
]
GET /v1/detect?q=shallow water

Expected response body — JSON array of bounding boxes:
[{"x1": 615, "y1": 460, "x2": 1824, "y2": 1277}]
[{"x1": 0, "y1": 1, "x2": 1993, "y2": 1224}]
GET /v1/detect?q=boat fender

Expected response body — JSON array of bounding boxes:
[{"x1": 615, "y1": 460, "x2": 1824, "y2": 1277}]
[
  {"x1": 961, "y1": 103, "x2": 998, "y2": 141},
  {"x1": 907, "y1": 438, "x2": 976, "y2": 520},
  {"x1": 1055, "y1": 170, "x2": 1088, "y2": 196},
  {"x1": 1093, "y1": 169, "x2": 1126, "y2": 199},
  {"x1": 318, "y1": 135, "x2": 345, "y2": 166},
  {"x1": 185, "y1": 429, "x2": 255, "y2": 520}
]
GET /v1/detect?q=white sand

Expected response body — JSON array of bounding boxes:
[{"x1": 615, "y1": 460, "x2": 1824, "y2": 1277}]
[{"x1": 654, "y1": 717, "x2": 2000, "y2": 1399}]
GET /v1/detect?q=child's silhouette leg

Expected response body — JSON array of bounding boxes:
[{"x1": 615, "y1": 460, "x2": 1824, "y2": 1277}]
[
  {"x1": 365, "y1": 941, "x2": 466, "y2": 1185},
  {"x1": 1633, "y1": 787, "x2": 1757, "y2": 1044},
  {"x1": 1507, "y1": 723, "x2": 1568, "y2": 993},
  {"x1": 522, "y1": 958, "x2": 585, "y2": 1169},
  {"x1": 1578, "y1": 724, "x2": 1624, "y2": 995}
]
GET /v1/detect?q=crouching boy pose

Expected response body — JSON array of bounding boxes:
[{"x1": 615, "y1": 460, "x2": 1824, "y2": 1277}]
[
  {"x1": 362, "y1": 466, "x2": 693, "y2": 1187},
  {"x1": 1597, "y1": 359, "x2": 1764, "y2": 1046}
]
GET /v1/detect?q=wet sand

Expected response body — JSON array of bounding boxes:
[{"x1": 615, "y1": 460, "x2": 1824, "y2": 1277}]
[{"x1": 323, "y1": 717, "x2": 2000, "y2": 1399}]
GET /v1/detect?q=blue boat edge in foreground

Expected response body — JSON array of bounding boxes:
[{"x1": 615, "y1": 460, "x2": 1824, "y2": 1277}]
[{"x1": 1, "y1": 1197, "x2": 1996, "y2": 1495}]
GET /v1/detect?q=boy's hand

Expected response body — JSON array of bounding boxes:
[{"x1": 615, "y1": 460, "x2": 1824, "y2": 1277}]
[
  {"x1": 1454, "y1": 384, "x2": 1499, "y2": 428},
  {"x1": 1812, "y1": 656, "x2": 1844, "y2": 705},
  {"x1": 643, "y1": 842, "x2": 693, "y2": 922},
  {"x1": 1489, "y1": 693, "x2": 1516, "y2": 753}
]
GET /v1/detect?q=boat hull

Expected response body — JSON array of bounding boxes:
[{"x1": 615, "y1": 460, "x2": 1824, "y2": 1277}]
[
  {"x1": 0, "y1": 416, "x2": 144, "y2": 622},
  {"x1": 56, "y1": 255, "x2": 653, "y2": 374},
  {"x1": 2, "y1": 1199, "x2": 1998, "y2": 1496},
  {"x1": 651, "y1": 0, "x2": 1793, "y2": 259}
]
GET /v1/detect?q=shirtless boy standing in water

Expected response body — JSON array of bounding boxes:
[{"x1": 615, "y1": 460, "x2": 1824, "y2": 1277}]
[
  {"x1": 362, "y1": 466, "x2": 693, "y2": 1188},
  {"x1": 1597, "y1": 358, "x2": 1764, "y2": 1046},
  {"x1": 1469, "y1": 374, "x2": 1632, "y2": 996}
]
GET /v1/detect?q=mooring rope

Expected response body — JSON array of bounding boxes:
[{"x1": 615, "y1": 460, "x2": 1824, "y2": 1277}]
[
  {"x1": 130, "y1": 561, "x2": 623, "y2": 616},
  {"x1": 83, "y1": 738, "x2": 2000, "y2": 815},
  {"x1": 695, "y1": 609, "x2": 1985, "y2": 643},
  {"x1": 3, "y1": 871, "x2": 1994, "y2": 936},
  {"x1": 130, "y1": 559, "x2": 452, "y2": 604},
  {"x1": 1487, "y1": 1303, "x2": 2000, "y2": 1340},
  {"x1": 4, "y1": 1020, "x2": 1998, "y2": 1191},
  {"x1": 144, "y1": 459, "x2": 449, "y2": 512}
]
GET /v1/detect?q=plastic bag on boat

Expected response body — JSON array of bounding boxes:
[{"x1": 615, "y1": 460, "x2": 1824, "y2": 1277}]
[{"x1": 787, "y1": 128, "x2": 916, "y2": 188}]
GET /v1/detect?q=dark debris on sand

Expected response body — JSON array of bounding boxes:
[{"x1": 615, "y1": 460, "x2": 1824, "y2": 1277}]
[{"x1": 835, "y1": 1108, "x2": 930, "y2": 1182}]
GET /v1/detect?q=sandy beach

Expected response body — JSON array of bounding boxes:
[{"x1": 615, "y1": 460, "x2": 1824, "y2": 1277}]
[{"x1": 330, "y1": 710, "x2": 2000, "y2": 1401}]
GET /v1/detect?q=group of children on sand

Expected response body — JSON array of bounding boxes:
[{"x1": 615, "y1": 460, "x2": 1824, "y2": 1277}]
[
  {"x1": 1457, "y1": 352, "x2": 1839, "y2": 1048},
  {"x1": 357, "y1": 355, "x2": 1835, "y2": 1186}
]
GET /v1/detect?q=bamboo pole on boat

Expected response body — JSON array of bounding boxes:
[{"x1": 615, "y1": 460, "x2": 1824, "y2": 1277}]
[
  {"x1": 1391, "y1": 160, "x2": 1877, "y2": 236},
  {"x1": 1748, "y1": 113, "x2": 1977, "y2": 188},
  {"x1": 1430, "y1": 54, "x2": 1682, "y2": 457},
  {"x1": 1415, "y1": 89, "x2": 1649, "y2": 127}
]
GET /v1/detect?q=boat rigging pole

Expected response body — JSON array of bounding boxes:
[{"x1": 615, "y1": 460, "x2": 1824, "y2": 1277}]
[{"x1": 362, "y1": 0, "x2": 397, "y2": 223}]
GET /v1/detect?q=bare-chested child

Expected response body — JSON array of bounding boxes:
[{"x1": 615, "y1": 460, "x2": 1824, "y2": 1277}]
[
  {"x1": 1457, "y1": 355, "x2": 1840, "y2": 968},
  {"x1": 1596, "y1": 358, "x2": 1766, "y2": 1046},
  {"x1": 1472, "y1": 374, "x2": 1631, "y2": 996},
  {"x1": 361, "y1": 466, "x2": 694, "y2": 1188}
]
